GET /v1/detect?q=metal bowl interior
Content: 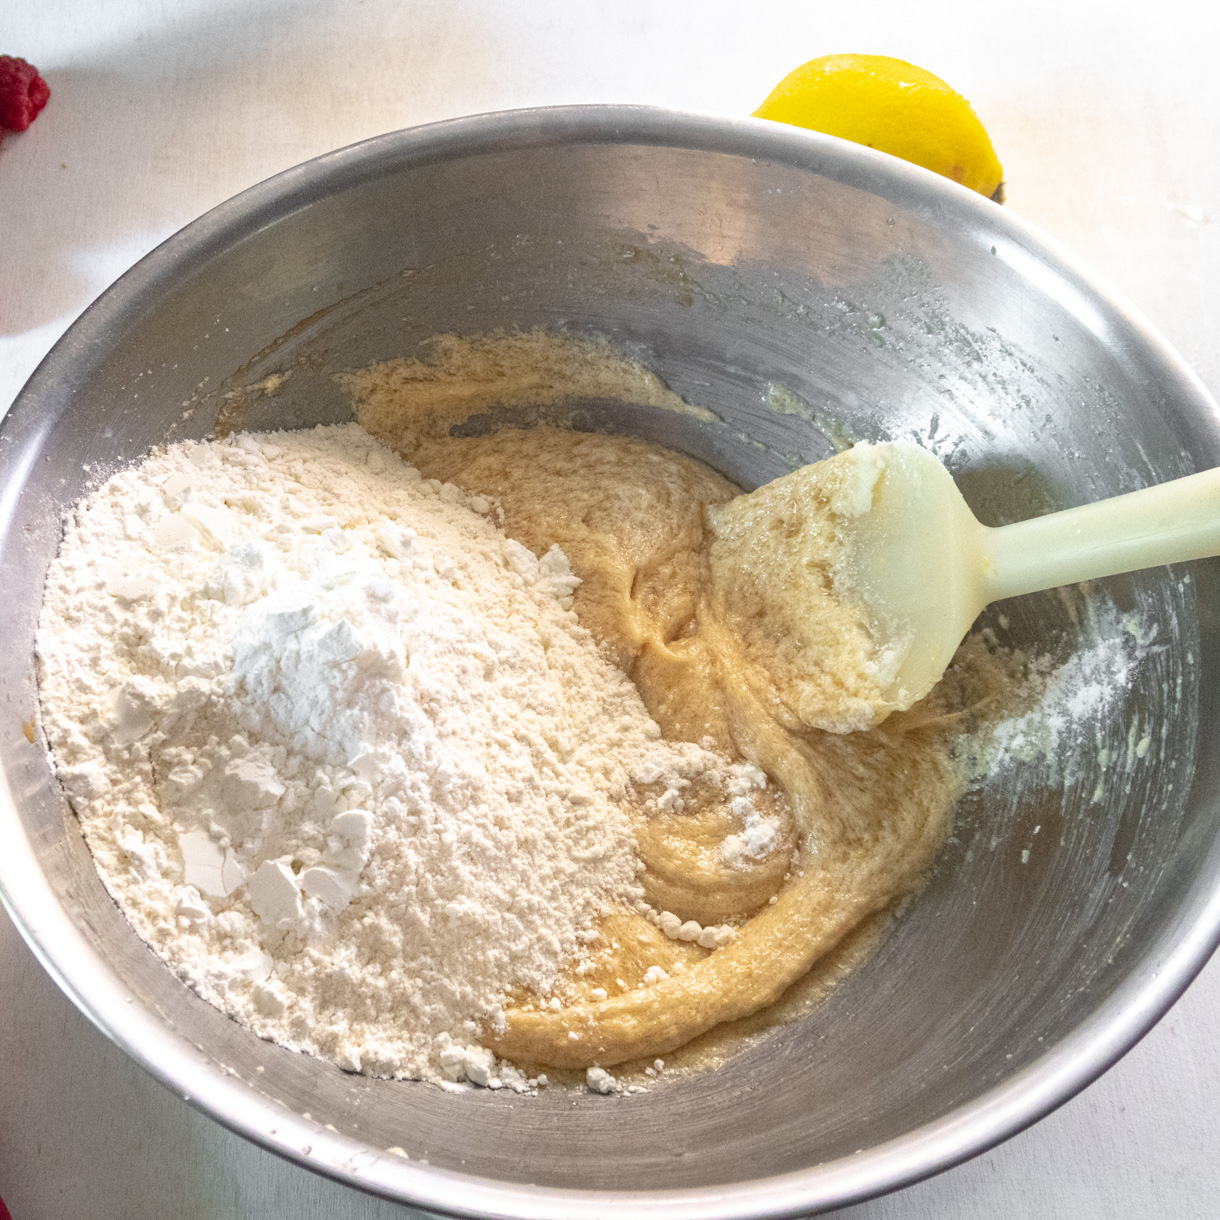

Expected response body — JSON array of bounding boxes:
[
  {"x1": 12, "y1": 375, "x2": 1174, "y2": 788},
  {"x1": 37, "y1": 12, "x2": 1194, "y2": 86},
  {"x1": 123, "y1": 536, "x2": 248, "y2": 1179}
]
[{"x1": 2, "y1": 107, "x2": 1220, "y2": 1219}]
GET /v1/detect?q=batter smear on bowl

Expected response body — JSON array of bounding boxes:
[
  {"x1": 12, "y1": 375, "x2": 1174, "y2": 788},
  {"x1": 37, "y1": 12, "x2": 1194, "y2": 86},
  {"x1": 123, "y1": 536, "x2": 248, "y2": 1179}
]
[{"x1": 36, "y1": 332, "x2": 1016, "y2": 1089}]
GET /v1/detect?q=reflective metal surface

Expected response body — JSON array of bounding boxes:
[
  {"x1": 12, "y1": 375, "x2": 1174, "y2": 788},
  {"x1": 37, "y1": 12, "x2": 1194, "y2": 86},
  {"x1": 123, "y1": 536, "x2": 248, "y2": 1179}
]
[{"x1": 2, "y1": 106, "x2": 1219, "y2": 1218}]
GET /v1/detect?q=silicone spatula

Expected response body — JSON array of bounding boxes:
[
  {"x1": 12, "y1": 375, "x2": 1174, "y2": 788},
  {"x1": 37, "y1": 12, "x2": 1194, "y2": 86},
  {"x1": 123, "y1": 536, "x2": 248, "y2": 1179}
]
[{"x1": 843, "y1": 441, "x2": 1220, "y2": 712}]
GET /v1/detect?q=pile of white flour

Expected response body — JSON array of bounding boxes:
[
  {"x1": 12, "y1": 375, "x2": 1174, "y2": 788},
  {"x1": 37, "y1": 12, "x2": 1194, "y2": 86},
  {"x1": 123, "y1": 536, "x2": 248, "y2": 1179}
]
[{"x1": 36, "y1": 423, "x2": 768, "y2": 1085}]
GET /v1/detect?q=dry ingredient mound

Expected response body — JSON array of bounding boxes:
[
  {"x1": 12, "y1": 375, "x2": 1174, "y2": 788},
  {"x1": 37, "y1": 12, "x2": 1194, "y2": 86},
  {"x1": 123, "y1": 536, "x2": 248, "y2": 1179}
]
[{"x1": 36, "y1": 423, "x2": 769, "y2": 1086}]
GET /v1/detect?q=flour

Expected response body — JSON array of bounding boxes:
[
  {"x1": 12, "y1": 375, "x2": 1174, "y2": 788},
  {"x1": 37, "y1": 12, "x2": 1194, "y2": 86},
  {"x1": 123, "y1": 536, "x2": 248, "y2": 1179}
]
[
  {"x1": 36, "y1": 423, "x2": 771, "y2": 1085},
  {"x1": 975, "y1": 604, "x2": 1142, "y2": 769}
]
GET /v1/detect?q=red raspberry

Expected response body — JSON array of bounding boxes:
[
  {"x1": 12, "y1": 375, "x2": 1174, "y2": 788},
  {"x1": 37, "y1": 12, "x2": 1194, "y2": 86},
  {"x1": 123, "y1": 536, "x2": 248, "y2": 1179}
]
[{"x1": 0, "y1": 55, "x2": 50, "y2": 133}]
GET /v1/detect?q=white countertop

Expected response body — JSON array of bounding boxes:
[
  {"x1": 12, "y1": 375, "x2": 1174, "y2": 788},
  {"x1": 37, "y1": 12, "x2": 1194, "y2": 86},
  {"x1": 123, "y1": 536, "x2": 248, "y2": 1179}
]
[{"x1": 1, "y1": 1, "x2": 1218, "y2": 1216}]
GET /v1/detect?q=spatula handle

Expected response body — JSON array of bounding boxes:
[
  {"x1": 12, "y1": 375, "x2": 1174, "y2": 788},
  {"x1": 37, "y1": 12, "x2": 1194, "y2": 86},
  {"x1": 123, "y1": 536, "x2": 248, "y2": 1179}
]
[{"x1": 983, "y1": 466, "x2": 1220, "y2": 602}]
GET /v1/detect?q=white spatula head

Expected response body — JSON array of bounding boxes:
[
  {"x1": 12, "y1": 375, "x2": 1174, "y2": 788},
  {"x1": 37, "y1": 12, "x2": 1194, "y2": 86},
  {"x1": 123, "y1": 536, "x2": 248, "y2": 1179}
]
[
  {"x1": 708, "y1": 441, "x2": 988, "y2": 733},
  {"x1": 836, "y1": 441, "x2": 990, "y2": 711}
]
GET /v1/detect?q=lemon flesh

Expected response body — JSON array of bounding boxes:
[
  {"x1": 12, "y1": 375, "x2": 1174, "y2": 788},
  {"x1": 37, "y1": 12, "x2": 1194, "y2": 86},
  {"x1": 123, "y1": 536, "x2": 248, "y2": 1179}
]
[{"x1": 754, "y1": 53, "x2": 1004, "y2": 199}]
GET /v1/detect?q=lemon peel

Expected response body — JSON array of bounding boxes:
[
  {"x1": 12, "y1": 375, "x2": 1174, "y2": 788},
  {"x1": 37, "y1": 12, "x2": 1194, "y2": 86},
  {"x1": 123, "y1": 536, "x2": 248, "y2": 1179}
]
[{"x1": 754, "y1": 53, "x2": 1004, "y2": 200}]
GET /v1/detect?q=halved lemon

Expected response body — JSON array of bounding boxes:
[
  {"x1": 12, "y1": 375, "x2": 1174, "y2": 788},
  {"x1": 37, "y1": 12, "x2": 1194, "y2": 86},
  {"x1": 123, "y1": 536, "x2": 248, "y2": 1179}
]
[{"x1": 754, "y1": 53, "x2": 1004, "y2": 201}]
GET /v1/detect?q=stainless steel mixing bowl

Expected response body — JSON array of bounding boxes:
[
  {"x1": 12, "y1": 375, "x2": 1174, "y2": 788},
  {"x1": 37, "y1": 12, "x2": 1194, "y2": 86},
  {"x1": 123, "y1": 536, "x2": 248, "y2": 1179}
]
[{"x1": 2, "y1": 106, "x2": 1219, "y2": 1218}]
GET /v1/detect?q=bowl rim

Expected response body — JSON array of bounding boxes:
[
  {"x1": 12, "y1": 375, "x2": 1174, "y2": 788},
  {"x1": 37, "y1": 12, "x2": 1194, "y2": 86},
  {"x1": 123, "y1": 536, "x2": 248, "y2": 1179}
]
[{"x1": 3, "y1": 102, "x2": 1220, "y2": 1219}]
